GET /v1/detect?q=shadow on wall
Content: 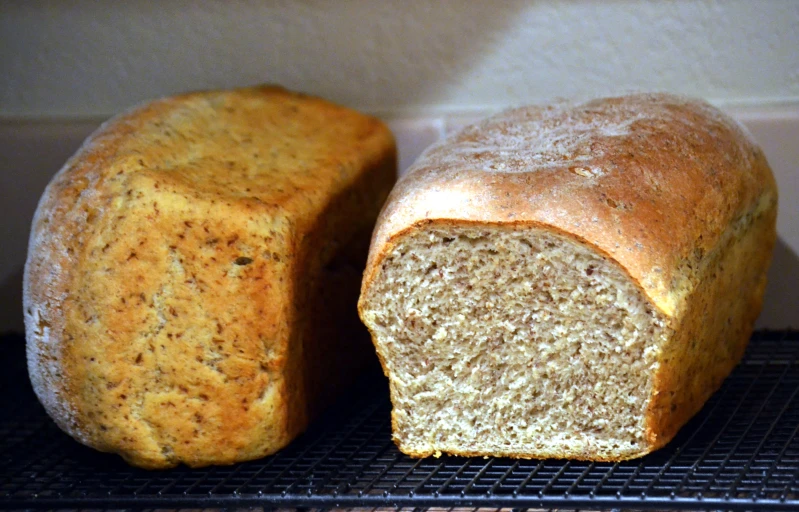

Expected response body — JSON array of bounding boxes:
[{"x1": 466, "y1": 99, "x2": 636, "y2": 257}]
[
  {"x1": 756, "y1": 237, "x2": 799, "y2": 329},
  {"x1": 254, "y1": 2, "x2": 531, "y2": 114},
  {"x1": 0, "y1": 121, "x2": 100, "y2": 334},
  {"x1": 2, "y1": 1, "x2": 532, "y2": 116},
  {"x1": 0, "y1": 267, "x2": 22, "y2": 336}
]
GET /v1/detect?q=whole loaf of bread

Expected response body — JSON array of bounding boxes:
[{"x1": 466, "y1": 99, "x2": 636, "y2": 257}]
[
  {"x1": 24, "y1": 86, "x2": 396, "y2": 468},
  {"x1": 358, "y1": 93, "x2": 777, "y2": 461}
]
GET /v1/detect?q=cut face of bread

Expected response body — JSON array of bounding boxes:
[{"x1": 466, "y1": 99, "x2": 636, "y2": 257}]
[{"x1": 361, "y1": 224, "x2": 668, "y2": 460}]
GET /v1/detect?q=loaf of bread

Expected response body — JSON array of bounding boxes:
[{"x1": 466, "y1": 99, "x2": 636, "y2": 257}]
[
  {"x1": 24, "y1": 86, "x2": 396, "y2": 468},
  {"x1": 358, "y1": 93, "x2": 777, "y2": 461}
]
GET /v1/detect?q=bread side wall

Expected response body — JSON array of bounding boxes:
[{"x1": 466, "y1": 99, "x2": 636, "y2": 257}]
[
  {"x1": 645, "y1": 195, "x2": 778, "y2": 448},
  {"x1": 38, "y1": 167, "x2": 301, "y2": 468},
  {"x1": 24, "y1": 136, "x2": 113, "y2": 449}
]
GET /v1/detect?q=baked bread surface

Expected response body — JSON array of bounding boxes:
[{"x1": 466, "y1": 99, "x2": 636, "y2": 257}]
[
  {"x1": 358, "y1": 93, "x2": 777, "y2": 460},
  {"x1": 24, "y1": 85, "x2": 396, "y2": 468}
]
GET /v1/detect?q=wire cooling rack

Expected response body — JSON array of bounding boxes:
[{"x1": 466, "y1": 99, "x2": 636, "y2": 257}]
[{"x1": 2, "y1": 331, "x2": 799, "y2": 511}]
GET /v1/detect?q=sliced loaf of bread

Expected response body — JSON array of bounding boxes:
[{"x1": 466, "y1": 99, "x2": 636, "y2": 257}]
[{"x1": 358, "y1": 94, "x2": 777, "y2": 460}]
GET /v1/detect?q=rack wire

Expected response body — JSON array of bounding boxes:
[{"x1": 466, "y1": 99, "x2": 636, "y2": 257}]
[{"x1": 2, "y1": 331, "x2": 799, "y2": 511}]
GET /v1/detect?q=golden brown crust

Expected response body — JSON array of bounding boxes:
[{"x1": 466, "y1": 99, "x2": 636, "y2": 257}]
[
  {"x1": 359, "y1": 93, "x2": 777, "y2": 461},
  {"x1": 644, "y1": 198, "x2": 777, "y2": 449},
  {"x1": 24, "y1": 85, "x2": 396, "y2": 468},
  {"x1": 363, "y1": 94, "x2": 774, "y2": 317}
]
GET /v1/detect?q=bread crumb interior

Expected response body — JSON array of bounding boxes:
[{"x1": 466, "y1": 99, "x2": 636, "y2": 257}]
[{"x1": 361, "y1": 225, "x2": 668, "y2": 459}]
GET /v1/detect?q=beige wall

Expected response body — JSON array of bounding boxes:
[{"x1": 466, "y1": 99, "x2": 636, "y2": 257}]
[{"x1": 2, "y1": 0, "x2": 798, "y2": 118}]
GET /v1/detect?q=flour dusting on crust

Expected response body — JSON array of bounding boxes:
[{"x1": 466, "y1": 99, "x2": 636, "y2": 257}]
[{"x1": 405, "y1": 93, "x2": 754, "y2": 180}]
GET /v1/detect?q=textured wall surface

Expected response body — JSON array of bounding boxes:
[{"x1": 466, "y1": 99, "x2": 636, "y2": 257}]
[{"x1": 2, "y1": 0, "x2": 798, "y2": 118}]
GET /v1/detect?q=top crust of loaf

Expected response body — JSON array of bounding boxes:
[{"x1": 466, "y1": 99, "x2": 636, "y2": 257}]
[
  {"x1": 24, "y1": 85, "x2": 396, "y2": 466},
  {"x1": 363, "y1": 94, "x2": 777, "y2": 317}
]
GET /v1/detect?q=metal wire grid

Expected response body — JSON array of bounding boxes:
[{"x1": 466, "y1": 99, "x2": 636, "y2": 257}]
[{"x1": 1, "y1": 331, "x2": 799, "y2": 511}]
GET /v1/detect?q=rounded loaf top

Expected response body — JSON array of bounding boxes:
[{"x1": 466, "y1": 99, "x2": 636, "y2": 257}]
[
  {"x1": 368, "y1": 93, "x2": 777, "y2": 316},
  {"x1": 60, "y1": 85, "x2": 393, "y2": 215}
]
